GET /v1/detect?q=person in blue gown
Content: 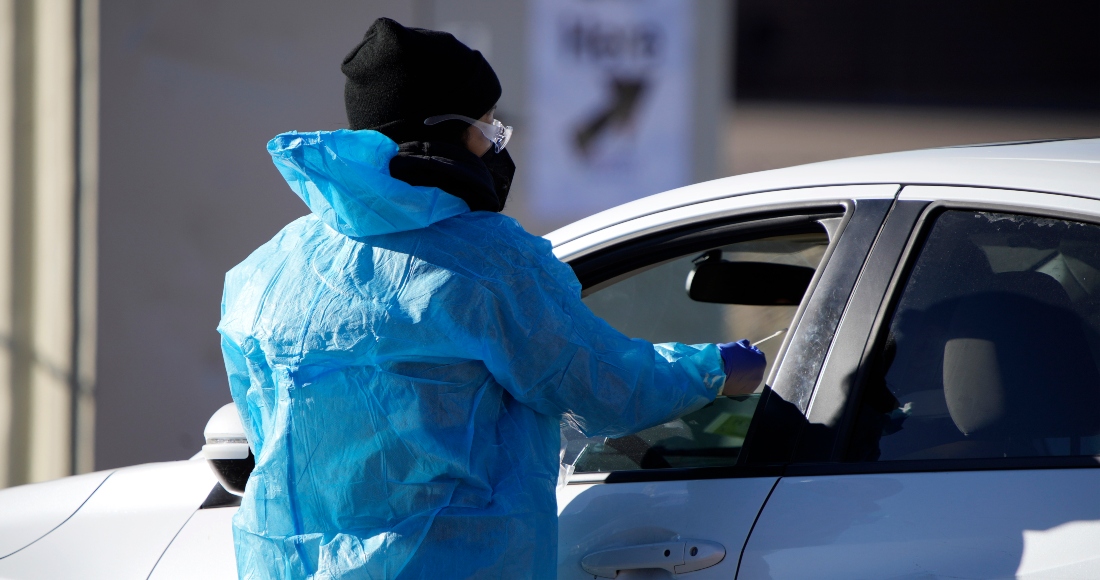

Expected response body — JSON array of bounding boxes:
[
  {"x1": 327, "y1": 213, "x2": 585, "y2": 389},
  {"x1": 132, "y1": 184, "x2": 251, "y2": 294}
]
[{"x1": 218, "y1": 17, "x2": 765, "y2": 580}]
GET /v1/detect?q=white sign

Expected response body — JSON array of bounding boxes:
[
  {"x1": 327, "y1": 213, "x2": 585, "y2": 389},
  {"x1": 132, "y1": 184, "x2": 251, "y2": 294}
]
[{"x1": 528, "y1": 0, "x2": 694, "y2": 223}]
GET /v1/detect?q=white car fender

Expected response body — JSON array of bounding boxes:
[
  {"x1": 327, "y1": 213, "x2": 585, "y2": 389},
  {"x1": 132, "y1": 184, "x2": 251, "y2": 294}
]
[
  {"x1": 0, "y1": 470, "x2": 114, "y2": 559},
  {"x1": 0, "y1": 459, "x2": 215, "y2": 579}
]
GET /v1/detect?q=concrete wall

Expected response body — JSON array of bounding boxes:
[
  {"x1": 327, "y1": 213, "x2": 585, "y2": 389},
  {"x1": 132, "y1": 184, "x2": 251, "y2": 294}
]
[
  {"x1": 727, "y1": 103, "x2": 1100, "y2": 176},
  {"x1": 95, "y1": 1, "x2": 416, "y2": 469},
  {"x1": 95, "y1": 0, "x2": 731, "y2": 470}
]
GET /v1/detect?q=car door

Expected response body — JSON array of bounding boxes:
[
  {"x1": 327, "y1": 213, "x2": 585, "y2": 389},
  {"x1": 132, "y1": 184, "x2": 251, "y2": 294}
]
[
  {"x1": 740, "y1": 186, "x2": 1100, "y2": 579},
  {"x1": 554, "y1": 185, "x2": 898, "y2": 579}
]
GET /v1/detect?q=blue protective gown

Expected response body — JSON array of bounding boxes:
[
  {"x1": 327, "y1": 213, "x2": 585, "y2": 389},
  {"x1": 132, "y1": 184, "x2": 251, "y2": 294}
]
[{"x1": 218, "y1": 129, "x2": 726, "y2": 579}]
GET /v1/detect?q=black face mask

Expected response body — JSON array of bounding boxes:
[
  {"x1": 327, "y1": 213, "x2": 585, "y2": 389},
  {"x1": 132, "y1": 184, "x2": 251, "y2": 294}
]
[{"x1": 481, "y1": 147, "x2": 515, "y2": 209}]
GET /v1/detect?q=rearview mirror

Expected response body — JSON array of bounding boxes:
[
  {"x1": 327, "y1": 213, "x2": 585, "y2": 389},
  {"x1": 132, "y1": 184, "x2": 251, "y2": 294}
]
[{"x1": 686, "y1": 250, "x2": 815, "y2": 305}]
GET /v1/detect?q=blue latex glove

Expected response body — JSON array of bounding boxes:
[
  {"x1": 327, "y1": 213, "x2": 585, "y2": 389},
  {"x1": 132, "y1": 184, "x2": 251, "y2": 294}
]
[{"x1": 718, "y1": 339, "x2": 767, "y2": 396}]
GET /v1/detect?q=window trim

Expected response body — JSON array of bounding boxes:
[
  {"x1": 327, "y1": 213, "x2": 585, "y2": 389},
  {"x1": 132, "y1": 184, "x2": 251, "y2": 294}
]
[
  {"x1": 794, "y1": 199, "x2": 929, "y2": 462},
  {"x1": 582, "y1": 464, "x2": 787, "y2": 485},
  {"x1": 570, "y1": 209, "x2": 843, "y2": 289},
  {"x1": 787, "y1": 456, "x2": 1100, "y2": 477},
  {"x1": 572, "y1": 455, "x2": 1100, "y2": 484},
  {"x1": 740, "y1": 198, "x2": 894, "y2": 467},
  {"x1": 562, "y1": 199, "x2": 893, "y2": 483},
  {"x1": 828, "y1": 195, "x2": 1100, "y2": 473},
  {"x1": 570, "y1": 203, "x2": 847, "y2": 389}
]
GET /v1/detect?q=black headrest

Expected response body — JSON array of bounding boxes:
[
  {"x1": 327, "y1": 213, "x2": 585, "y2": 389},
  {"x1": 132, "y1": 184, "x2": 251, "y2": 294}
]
[{"x1": 943, "y1": 271, "x2": 1100, "y2": 440}]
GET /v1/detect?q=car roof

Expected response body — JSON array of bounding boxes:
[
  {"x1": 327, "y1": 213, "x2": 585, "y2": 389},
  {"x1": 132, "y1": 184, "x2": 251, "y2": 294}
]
[{"x1": 547, "y1": 137, "x2": 1100, "y2": 247}]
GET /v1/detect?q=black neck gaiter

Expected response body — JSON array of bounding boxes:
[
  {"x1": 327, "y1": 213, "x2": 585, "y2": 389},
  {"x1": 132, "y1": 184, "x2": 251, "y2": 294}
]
[
  {"x1": 388, "y1": 141, "x2": 505, "y2": 212},
  {"x1": 480, "y1": 147, "x2": 516, "y2": 207}
]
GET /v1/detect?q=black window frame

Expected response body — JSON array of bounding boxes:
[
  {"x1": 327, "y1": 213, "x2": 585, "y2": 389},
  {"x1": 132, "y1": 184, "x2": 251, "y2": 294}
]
[
  {"x1": 561, "y1": 196, "x2": 894, "y2": 483},
  {"x1": 807, "y1": 195, "x2": 1100, "y2": 476}
]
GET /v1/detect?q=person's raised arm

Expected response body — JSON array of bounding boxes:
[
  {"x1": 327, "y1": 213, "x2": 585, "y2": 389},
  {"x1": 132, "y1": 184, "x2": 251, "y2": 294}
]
[{"x1": 460, "y1": 232, "x2": 764, "y2": 438}]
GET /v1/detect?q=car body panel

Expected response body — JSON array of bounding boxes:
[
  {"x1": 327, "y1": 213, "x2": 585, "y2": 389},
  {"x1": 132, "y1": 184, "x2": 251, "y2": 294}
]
[
  {"x1": 557, "y1": 478, "x2": 778, "y2": 579},
  {"x1": 548, "y1": 139, "x2": 1100, "y2": 249},
  {"x1": 739, "y1": 470, "x2": 1100, "y2": 579},
  {"x1": 551, "y1": 184, "x2": 899, "y2": 260},
  {"x1": 900, "y1": 184, "x2": 1100, "y2": 216},
  {"x1": 149, "y1": 507, "x2": 237, "y2": 580},
  {"x1": 0, "y1": 459, "x2": 215, "y2": 579},
  {"x1": 0, "y1": 470, "x2": 113, "y2": 558}
]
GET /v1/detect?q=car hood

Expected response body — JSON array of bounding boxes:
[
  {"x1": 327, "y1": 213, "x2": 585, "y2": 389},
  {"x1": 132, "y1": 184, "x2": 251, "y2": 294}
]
[{"x1": 0, "y1": 470, "x2": 113, "y2": 558}]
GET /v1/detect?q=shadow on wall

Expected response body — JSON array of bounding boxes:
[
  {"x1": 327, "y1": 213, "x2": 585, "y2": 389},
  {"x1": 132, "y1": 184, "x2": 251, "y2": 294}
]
[
  {"x1": 96, "y1": 1, "x2": 417, "y2": 471},
  {"x1": 727, "y1": 102, "x2": 1100, "y2": 176}
]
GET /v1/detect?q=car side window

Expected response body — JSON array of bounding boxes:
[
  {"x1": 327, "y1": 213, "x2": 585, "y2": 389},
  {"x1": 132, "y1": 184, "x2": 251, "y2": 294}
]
[
  {"x1": 850, "y1": 210, "x2": 1100, "y2": 462},
  {"x1": 564, "y1": 231, "x2": 830, "y2": 473}
]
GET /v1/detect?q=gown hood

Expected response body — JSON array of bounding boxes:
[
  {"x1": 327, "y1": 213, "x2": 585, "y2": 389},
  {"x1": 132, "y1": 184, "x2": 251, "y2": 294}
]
[{"x1": 267, "y1": 129, "x2": 470, "y2": 237}]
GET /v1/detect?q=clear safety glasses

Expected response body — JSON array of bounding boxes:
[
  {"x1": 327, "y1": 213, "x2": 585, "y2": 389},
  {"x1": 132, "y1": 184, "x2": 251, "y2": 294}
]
[{"x1": 423, "y1": 114, "x2": 513, "y2": 153}]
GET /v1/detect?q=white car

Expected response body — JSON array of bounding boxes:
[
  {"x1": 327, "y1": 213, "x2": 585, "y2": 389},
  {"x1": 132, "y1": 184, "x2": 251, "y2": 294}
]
[{"x1": 3, "y1": 138, "x2": 1100, "y2": 579}]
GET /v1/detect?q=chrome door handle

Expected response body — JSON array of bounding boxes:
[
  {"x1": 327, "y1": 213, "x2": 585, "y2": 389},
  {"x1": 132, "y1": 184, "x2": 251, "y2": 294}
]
[{"x1": 580, "y1": 539, "x2": 725, "y2": 577}]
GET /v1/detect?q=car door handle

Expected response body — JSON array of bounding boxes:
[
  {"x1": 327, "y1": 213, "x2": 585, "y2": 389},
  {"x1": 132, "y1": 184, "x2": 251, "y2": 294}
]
[{"x1": 580, "y1": 539, "x2": 725, "y2": 577}]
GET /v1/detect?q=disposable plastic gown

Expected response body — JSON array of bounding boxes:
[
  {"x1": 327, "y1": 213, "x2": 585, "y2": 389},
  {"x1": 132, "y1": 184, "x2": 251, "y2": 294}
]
[{"x1": 218, "y1": 129, "x2": 726, "y2": 579}]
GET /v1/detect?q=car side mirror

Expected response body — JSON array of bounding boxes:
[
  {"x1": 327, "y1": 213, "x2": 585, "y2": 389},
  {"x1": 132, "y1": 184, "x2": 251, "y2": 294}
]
[
  {"x1": 202, "y1": 403, "x2": 254, "y2": 496},
  {"x1": 686, "y1": 250, "x2": 815, "y2": 305}
]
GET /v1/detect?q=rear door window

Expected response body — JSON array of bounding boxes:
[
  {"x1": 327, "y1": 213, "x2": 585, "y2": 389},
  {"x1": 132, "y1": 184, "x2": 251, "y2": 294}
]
[{"x1": 850, "y1": 210, "x2": 1100, "y2": 461}]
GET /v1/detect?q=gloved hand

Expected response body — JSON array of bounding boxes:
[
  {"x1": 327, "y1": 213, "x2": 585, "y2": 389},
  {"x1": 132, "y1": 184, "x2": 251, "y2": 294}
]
[{"x1": 717, "y1": 339, "x2": 766, "y2": 396}]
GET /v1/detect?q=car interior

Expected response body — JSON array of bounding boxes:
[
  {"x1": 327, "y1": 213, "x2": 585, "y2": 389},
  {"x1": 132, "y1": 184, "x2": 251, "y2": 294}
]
[
  {"x1": 850, "y1": 210, "x2": 1100, "y2": 462},
  {"x1": 564, "y1": 226, "x2": 832, "y2": 473}
]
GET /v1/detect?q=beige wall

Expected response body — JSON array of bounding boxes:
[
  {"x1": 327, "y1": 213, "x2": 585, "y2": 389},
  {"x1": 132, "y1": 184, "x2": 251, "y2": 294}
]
[{"x1": 0, "y1": 0, "x2": 96, "y2": 486}]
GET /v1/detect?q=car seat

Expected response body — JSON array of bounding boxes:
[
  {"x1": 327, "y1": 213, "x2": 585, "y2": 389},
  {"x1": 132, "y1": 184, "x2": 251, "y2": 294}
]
[{"x1": 941, "y1": 271, "x2": 1100, "y2": 457}]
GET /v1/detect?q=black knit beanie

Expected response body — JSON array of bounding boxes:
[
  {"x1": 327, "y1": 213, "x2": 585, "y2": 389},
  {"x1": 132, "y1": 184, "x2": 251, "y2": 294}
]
[{"x1": 342, "y1": 18, "x2": 502, "y2": 144}]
